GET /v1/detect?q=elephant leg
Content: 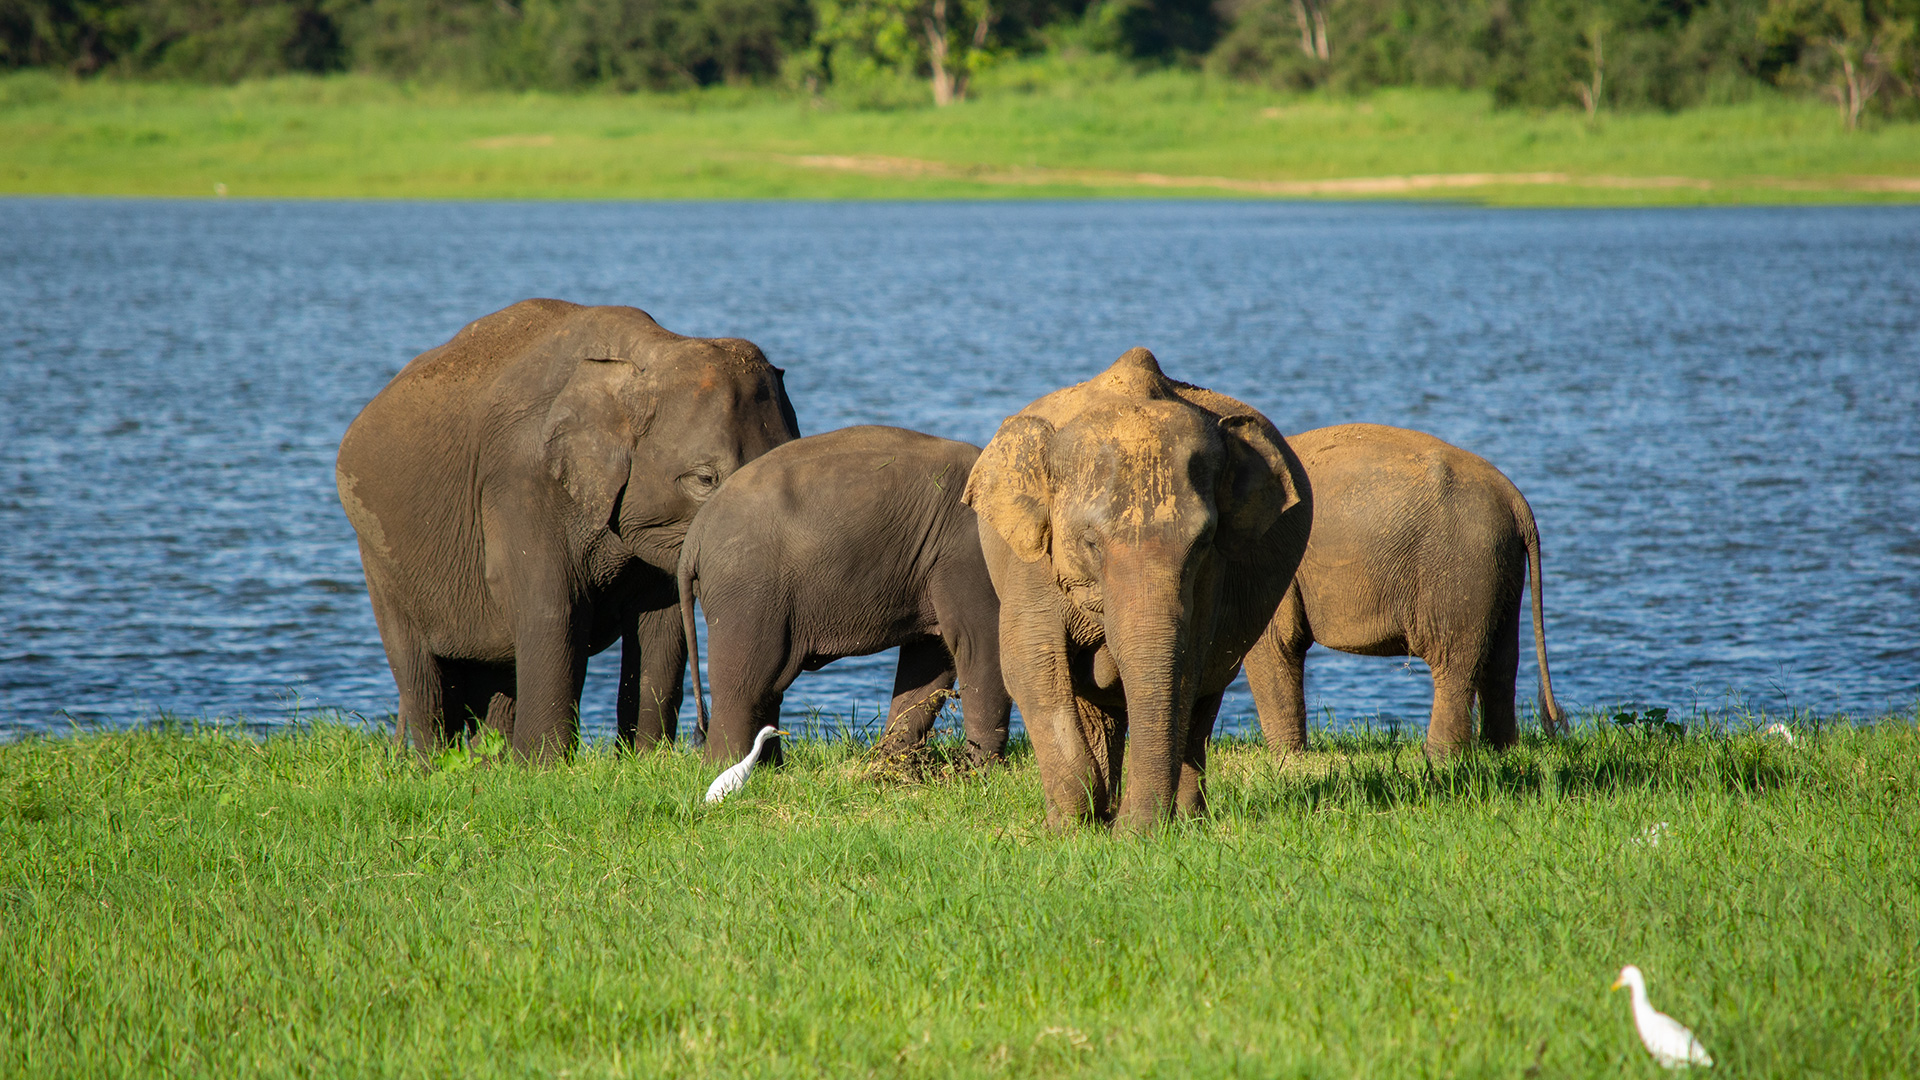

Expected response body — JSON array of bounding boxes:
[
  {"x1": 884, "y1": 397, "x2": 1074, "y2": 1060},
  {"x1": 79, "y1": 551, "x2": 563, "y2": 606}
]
[
  {"x1": 483, "y1": 690, "x2": 516, "y2": 742},
  {"x1": 1017, "y1": 695, "x2": 1105, "y2": 828},
  {"x1": 991, "y1": 565, "x2": 1100, "y2": 827},
  {"x1": 932, "y1": 566, "x2": 1011, "y2": 762},
  {"x1": 1011, "y1": 662, "x2": 1105, "y2": 827},
  {"x1": 1245, "y1": 599, "x2": 1311, "y2": 753},
  {"x1": 1476, "y1": 601, "x2": 1521, "y2": 749},
  {"x1": 1176, "y1": 687, "x2": 1224, "y2": 818},
  {"x1": 619, "y1": 605, "x2": 688, "y2": 751},
  {"x1": 1077, "y1": 696, "x2": 1124, "y2": 824},
  {"x1": 509, "y1": 601, "x2": 588, "y2": 764},
  {"x1": 703, "y1": 615, "x2": 801, "y2": 765},
  {"x1": 364, "y1": 568, "x2": 446, "y2": 754},
  {"x1": 1425, "y1": 657, "x2": 1477, "y2": 758},
  {"x1": 874, "y1": 638, "x2": 956, "y2": 758},
  {"x1": 949, "y1": 631, "x2": 1011, "y2": 764}
]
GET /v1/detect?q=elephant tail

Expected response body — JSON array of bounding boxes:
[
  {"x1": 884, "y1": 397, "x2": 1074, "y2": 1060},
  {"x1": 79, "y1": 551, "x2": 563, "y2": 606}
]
[
  {"x1": 678, "y1": 547, "x2": 709, "y2": 740},
  {"x1": 1519, "y1": 499, "x2": 1568, "y2": 735}
]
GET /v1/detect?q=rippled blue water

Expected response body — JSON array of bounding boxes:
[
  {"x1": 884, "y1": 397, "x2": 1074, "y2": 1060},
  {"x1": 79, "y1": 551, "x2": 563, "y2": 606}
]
[{"x1": 3, "y1": 199, "x2": 1917, "y2": 741}]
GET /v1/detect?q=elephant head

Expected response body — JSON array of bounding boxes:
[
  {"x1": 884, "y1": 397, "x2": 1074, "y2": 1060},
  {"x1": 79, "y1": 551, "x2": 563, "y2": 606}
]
[
  {"x1": 530, "y1": 310, "x2": 801, "y2": 574},
  {"x1": 964, "y1": 348, "x2": 1305, "y2": 831}
]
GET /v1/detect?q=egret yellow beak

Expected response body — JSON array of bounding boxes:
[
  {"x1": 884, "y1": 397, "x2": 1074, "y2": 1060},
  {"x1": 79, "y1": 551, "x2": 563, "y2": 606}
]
[
  {"x1": 1610, "y1": 976, "x2": 1625, "y2": 991},
  {"x1": 772, "y1": 729, "x2": 791, "y2": 737}
]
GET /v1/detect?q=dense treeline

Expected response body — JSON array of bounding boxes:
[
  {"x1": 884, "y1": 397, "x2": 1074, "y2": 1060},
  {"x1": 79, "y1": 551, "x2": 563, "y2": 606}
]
[{"x1": 2, "y1": 0, "x2": 1916, "y2": 119}]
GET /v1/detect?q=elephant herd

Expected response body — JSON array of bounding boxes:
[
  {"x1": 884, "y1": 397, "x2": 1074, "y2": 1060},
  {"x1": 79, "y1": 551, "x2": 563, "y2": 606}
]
[{"x1": 337, "y1": 299, "x2": 1566, "y2": 831}]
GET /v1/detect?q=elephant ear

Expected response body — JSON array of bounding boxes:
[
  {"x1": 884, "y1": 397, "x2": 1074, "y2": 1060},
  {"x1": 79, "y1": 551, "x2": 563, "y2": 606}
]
[
  {"x1": 542, "y1": 356, "x2": 652, "y2": 532},
  {"x1": 1216, "y1": 413, "x2": 1303, "y2": 559},
  {"x1": 771, "y1": 365, "x2": 802, "y2": 439},
  {"x1": 963, "y1": 414, "x2": 1056, "y2": 563}
]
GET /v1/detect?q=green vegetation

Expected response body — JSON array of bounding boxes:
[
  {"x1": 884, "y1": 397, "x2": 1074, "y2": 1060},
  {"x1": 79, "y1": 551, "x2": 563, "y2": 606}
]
[
  {"x1": 3, "y1": 710, "x2": 1916, "y2": 1077},
  {"x1": 5, "y1": 69, "x2": 1920, "y2": 203},
  {"x1": 6, "y1": 0, "x2": 1920, "y2": 125}
]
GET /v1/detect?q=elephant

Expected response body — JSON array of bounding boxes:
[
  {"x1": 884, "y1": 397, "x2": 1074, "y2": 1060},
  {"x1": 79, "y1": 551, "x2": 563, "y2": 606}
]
[
  {"x1": 1242, "y1": 423, "x2": 1567, "y2": 757},
  {"x1": 677, "y1": 425, "x2": 1009, "y2": 767},
  {"x1": 336, "y1": 299, "x2": 800, "y2": 761},
  {"x1": 963, "y1": 348, "x2": 1311, "y2": 831}
]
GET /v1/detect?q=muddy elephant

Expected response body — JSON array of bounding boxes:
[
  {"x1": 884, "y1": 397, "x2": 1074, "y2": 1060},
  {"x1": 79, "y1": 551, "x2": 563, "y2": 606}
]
[
  {"x1": 964, "y1": 348, "x2": 1311, "y2": 831},
  {"x1": 677, "y1": 425, "x2": 1009, "y2": 767},
  {"x1": 336, "y1": 299, "x2": 800, "y2": 761},
  {"x1": 1243, "y1": 423, "x2": 1567, "y2": 757}
]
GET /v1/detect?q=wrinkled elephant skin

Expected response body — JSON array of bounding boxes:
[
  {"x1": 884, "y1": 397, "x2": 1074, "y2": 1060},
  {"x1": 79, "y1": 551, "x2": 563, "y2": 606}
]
[
  {"x1": 964, "y1": 348, "x2": 1311, "y2": 832},
  {"x1": 1242, "y1": 424, "x2": 1566, "y2": 757},
  {"x1": 678, "y1": 425, "x2": 1009, "y2": 767},
  {"x1": 337, "y1": 299, "x2": 800, "y2": 762}
]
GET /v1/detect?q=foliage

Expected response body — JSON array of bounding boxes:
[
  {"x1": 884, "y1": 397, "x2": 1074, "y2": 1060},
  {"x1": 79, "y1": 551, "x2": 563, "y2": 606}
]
[
  {"x1": 796, "y1": 0, "x2": 1085, "y2": 106},
  {"x1": 1209, "y1": 0, "x2": 1778, "y2": 111},
  {"x1": 0, "y1": 0, "x2": 812, "y2": 88},
  {"x1": 1210, "y1": 0, "x2": 1501, "y2": 92},
  {"x1": 1761, "y1": 0, "x2": 1920, "y2": 124},
  {"x1": 1, "y1": 712, "x2": 1917, "y2": 1076},
  {"x1": 1609, "y1": 705, "x2": 1686, "y2": 735},
  {"x1": 6, "y1": 0, "x2": 1920, "y2": 117}
]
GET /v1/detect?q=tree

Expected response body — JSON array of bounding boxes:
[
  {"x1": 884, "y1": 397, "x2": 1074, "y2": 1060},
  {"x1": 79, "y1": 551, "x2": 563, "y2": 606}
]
[
  {"x1": 1289, "y1": 0, "x2": 1328, "y2": 60},
  {"x1": 808, "y1": 0, "x2": 993, "y2": 104},
  {"x1": 1764, "y1": 0, "x2": 1917, "y2": 128},
  {"x1": 1572, "y1": 14, "x2": 1605, "y2": 115},
  {"x1": 923, "y1": 0, "x2": 989, "y2": 103}
]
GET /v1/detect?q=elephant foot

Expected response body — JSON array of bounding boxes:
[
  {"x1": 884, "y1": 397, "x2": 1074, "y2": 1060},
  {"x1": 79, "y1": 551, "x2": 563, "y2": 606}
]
[
  {"x1": 1262, "y1": 730, "x2": 1308, "y2": 755},
  {"x1": 870, "y1": 727, "x2": 923, "y2": 760},
  {"x1": 963, "y1": 739, "x2": 1007, "y2": 767}
]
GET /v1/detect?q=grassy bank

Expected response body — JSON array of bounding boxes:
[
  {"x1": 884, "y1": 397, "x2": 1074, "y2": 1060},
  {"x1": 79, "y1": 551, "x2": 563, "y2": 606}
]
[
  {"x1": 4, "y1": 68, "x2": 1919, "y2": 204},
  {"x1": 2, "y1": 712, "x2": 1916, "y2": 1077}
]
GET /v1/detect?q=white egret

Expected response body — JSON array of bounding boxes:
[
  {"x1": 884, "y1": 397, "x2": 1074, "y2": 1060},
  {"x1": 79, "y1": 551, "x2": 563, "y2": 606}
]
[
  {"x1": 1763, "y1": 723, "x2": 1796, "y2": 745},
  {"x1": 1632, "y1": 821, "x2": 1672, "y2": 848},
  {"x1": 703, "y1": 726, "x2": 789, "y2": 804},
  {"x1": 1612, "y1": 965, "x2": 1713, "y2": 1069}
]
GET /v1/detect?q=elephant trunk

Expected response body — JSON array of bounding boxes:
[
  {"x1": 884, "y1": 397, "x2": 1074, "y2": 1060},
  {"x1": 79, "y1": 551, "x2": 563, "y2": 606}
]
[{"x1": 1101, "y1": 547, "x2": 1199, "y2": 833}]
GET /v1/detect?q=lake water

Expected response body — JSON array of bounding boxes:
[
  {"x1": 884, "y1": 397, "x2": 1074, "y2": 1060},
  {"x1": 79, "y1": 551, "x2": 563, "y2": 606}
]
[{"x1": 3, "y1": 199, "x2": 1917, "y2": 742}]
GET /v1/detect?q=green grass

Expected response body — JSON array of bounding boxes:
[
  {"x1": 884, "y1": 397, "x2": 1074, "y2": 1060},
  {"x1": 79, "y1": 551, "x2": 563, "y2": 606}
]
[
  {"x1": 2, "y1": 710, "x2": 1915, "y2": 1077},
  {"x1": 3, "y1": 65, "x2": 1919, "y2": 204}
]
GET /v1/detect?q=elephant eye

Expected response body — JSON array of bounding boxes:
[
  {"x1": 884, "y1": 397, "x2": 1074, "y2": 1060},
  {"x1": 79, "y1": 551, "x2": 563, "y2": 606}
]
[{"x1": 681, "y1": 467, "x2": 720, "y2": 494}]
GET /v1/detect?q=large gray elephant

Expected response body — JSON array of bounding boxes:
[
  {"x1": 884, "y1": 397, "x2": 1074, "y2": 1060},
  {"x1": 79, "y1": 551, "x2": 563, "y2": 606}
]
[
  {"x1": 678, "y1": 425, "x2": 1009, "y2": 767},
  {"x1": 336, "y1": 299, "x2": 800, "y2": 761},
  {"x1": 963, "y1": 348, "x2": 1311, "y2": 831},
  {"x1": 1242, "y1": 423, "x2": 1567, "y2": 757}
]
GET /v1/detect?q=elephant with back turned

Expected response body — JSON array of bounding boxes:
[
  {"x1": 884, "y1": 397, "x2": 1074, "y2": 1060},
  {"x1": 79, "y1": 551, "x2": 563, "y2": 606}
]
[
  {"x1": 677, "y1": 425, "x2": 1009, "y2": 767},
  {"x1": 1242, "y1": 423, "x2": 1567, "y2": 757},
  {"x1": 336, "y1": 299, "x2": 800, "y2": 761},
  {"x1": 964, "y1": 348, "x2": 1311, "y2": 831}
]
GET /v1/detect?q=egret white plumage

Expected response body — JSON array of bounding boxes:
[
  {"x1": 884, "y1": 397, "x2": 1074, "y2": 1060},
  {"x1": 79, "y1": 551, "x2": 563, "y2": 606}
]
[
  {"x1": 1612, "y1": 965, "x2": 1713, "y2": 1069},
  {"x1": 703, "y1": 726, "x2": 788, "y2": 804},
  {"x1": 1763, "y1": 722, "x2": 1797, "y2": 745}
]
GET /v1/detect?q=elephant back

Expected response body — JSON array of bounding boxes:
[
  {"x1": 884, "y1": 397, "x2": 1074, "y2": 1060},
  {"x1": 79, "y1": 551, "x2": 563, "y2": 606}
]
[{"x1": 400, "y1": 298, "x2": 588, "y2": 391}]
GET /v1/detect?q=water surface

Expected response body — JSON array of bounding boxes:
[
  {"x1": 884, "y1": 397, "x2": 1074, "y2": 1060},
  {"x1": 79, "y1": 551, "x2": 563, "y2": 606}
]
[{"x1": 3, "y1": 200, "x2": 1916, "y2": 740}]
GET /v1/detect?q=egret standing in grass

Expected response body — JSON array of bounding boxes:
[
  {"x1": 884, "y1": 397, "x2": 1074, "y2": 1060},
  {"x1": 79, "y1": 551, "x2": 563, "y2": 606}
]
[
  {"x1": 1613, "y1": 965, "x2": 1714, "y2": 1069},
  {"x1": 704, "y1": 726, "x2": 788, "y2": 804}
]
